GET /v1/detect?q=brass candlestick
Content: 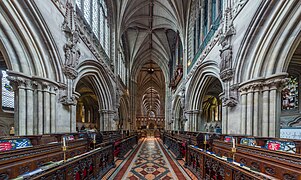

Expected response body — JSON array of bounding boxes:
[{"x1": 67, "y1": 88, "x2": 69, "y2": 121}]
[
  {"x1": 93, "y1": 139, "x2": 96, "y2": 149},
  {"x1": 204, "y1": 140, "x2": 207, "y2": 151},
  {"x1": 62, "y1": 146, "x2": 67, "y2": 162},
  {"x1": 231, "y1": 147, "x2": 236, "y2": 162}
]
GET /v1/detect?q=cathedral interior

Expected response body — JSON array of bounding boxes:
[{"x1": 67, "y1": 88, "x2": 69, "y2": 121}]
[{"x1": 0, "y1": 0, "x2": 301, "y2": 179}]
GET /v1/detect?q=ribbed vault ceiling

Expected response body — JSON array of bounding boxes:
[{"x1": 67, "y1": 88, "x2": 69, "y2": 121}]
[{"x1": 116, "y1": 0, "x2": 190, "y2": 118}]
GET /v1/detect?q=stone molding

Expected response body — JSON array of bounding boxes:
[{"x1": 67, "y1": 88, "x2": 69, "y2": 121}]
[
  {"x1": 6, "y1": 71, "x2": 59, "y2": 94},
  {"x1": 239, "y1": 74, "x2": 288, "y2": 94}
]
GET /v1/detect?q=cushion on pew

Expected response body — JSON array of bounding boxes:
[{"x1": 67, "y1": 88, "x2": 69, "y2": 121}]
[
  {"x1": 0, "y1": 138, "x2": 32, "y2": 151},
  {"x1": 0, "y1": 141, "x2": 14, "y2": 151},
  {"x1": 65, "y1": 135, "x2": 75, "y2": 141},
  {"x1": 224, "y1": 136, "x2": 233, "y2": 142},
  {"x1": 265, "y1": 140, "x2": 296, "y2": 154},
  {"x1": 15, "y1": 138, "x2": 32, "y2": 149},
  {"x1": 240, "y1": 138, "x2": 256, "y2": 146}
]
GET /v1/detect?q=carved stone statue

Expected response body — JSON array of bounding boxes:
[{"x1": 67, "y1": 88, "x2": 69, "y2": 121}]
[{"x1": 219, "y1": 39, "x2": 232, "y2": 71}]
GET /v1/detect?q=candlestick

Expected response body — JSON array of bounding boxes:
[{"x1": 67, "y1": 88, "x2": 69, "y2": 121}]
[
  {"x1": 93, "y1": 134, "x2": 96, "y2": 149},
  {"x1": 62, "y1": 145, "x2": 67, "y2": 162},
  {"x1": 63, "y1": 137, "x2": 66, "y2": 147},
  {"x1": 232, "y1": 138, "x2": 237, "y2": 162}
]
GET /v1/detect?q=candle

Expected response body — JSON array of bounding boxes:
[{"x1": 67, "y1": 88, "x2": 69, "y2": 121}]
[
  {"x1": 93, "y1": 134, "x2": 96, "y2": 142},
  {"x1": 63, "y1": 137, "x2": 66, "y2": 147},
  {"x1": 232, "y1": 138, "x2": 235, "y2": 149}
]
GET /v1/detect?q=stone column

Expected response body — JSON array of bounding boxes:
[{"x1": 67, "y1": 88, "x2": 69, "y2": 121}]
[
  {"x1": 42, "y1": 83, "x2": 51, "y2": 134},
  {"x1": 261, "y1": 85, "x2": 269, "y2": 137},
  {"x1": 25, "y1": 80, "x2": 34, "y2": 135},
  {"x1": 36, "y1": 83, "x2": 44, "y2": 134},
  {"x1": 191, "y1": 110, "x2": 199, "y2": 131},
  {"x1": 99, "y1": 109, "x2": 104, "y2": 131},
  {"x1": 17, "y1": 79, "x2": 26, "y2": 136},
  {"x1": 101, "y1": 110, "x2": 110, "y2": 130},
  {"x1": 253, "y1": 84, "x2": 261, "y2": 136},
  {"x1": 240, "y1": 88, "x2": 247, "y2": 134},
  {"x1": 246, "y1": 88, "x2": 253, "y2": 135},
  {"x1": 7, "y1": 76, "x2": 27, "y2": 135},
  {"x1": 50, "y1": 85, "x2": 57, "y2": 133},
  {"x1": 269, "y1": 84, "x2": 278, "y2": 137}
]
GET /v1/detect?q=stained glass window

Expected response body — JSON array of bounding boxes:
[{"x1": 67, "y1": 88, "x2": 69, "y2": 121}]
[
  {"x1": 282, "y1": 76, "x2": 299, "y2": 110},
  {"x1": 2, "y1": 71, "x2": 14, "y2": 110}
]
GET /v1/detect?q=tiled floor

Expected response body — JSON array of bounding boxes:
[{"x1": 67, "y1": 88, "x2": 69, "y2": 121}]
[{"x1": 115, "y1": 137, "x2": 189, "y2": 180}]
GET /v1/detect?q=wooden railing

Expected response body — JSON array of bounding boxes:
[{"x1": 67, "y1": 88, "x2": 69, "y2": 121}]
[
  {"x1": 186, "y1": 146, "x2": 272, "y2": 180},
  {"x1": 0, "y1": 131, "x2": 138, "y2": 179},
  {"x1": 212, "y1": 140, "x2": 301, "y2": 179},
  {"x1": 117, "y1": 135, "x2": 138, "y2": 159},
  {"x1": 0, "y1": 138, "x2": 89, "y2": 179},
  {"x1": 26, "y1": 144, "x2": 114, "y2": 180},
  {"x1": 163, "y1": 133, "x2": 183, "y2": 159},
  {"x1": 163, "y1": 131, "x2": 301, "y2": 179}
]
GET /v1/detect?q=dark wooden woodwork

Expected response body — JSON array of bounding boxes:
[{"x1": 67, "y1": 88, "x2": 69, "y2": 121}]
[
  {"x1": 0, "y1": 131, "x2": 138, "y2": 179},
  {"x1": 163, "y1": 131, "x2": 301, "y2": 180},
  {"x1": 212, "y1": 140, "x2": 301, "y2": 179},
  {"x1": 25, "y1": 144, "x2": 115, "y2": 180},
  {"x1": 186, "y1": 146, "x2": 273, "y2": 179},
  {"x1": 0, "y1": 138, "x2": 89, "y2": 179},
  {"x1": 117, "y1": 135, "x2": 138, "y2": 159}
]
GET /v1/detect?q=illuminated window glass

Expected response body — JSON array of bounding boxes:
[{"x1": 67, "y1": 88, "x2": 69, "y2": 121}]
[
  {"x1": 105, "y1": 18, "x2": 109, "y2": 54},
  {"x1": 2, "y1": 71, "x2": 14, "y2": 110},
  {"x1": 77, "y1": 0, "x2": 110, "y2": 56},
  {"x1": 99, "y1": 9, "x2": 104, "y2": 45},
  {"x1": 76, "y1": 0, "x2": 81, "y2": 8},
  {"x1": 83, "y1": 0, "x2": 91, "y2": 24},
  {"x1": 282, "y1": 76, "x2": 299, "y2": 110},
  {"x1": 92, "y1": 1, "x2": 99, "y2": 35}
]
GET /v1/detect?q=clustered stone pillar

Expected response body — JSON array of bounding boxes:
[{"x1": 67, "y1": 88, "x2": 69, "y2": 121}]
[
  {"x1": 239, "y1": 74, "x2": 287, "y2": 137},
  {"x1": 101, "y1": 109, "x2": 117, "y2": 131},
  {"x1": 8, "y1": 74, "x2": 58, "y2": 136},
  {"x1": 184, "y1": 110, "x2": 200, "y2": 131}
]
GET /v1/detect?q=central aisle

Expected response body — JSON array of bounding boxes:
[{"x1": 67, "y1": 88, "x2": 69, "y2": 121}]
[{"x1": 115, "y1": 137, "x2": 189, "y2": 180}]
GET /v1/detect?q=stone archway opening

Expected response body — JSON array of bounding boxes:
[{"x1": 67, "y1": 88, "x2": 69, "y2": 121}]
[
  {"x1": 75, "y1": 76, "x2": 99, "y2": 131},
  {"x1": 200, "y1": 78, "x2": 223, "y2": 133},
  {"x1": 280, "y1": 42, "x2": 301, "y2": 139},
  {"x1": 0, "y1": 50, "x2": 14, "y2": 136}
]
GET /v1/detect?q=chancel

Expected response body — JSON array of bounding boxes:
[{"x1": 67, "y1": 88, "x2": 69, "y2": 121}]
[{"x1": 0, "y1": 0, "x2": 301, "y2": 179}]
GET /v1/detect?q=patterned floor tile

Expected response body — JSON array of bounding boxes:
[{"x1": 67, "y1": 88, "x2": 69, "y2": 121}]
[{"x1": 124, "y1": 137, "x2": 176, "y2": 180}]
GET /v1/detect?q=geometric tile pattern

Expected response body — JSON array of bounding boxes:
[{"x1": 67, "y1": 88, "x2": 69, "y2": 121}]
[{"x1": 126, "y1": 137, "x2": 175, "y2": 180}]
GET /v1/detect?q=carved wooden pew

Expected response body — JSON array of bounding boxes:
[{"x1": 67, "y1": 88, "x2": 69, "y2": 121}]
[
  {"x1": 212, "y1": 136, "x2": 301, "y2": 179},
  {"x1": 163, "y1": 132, "x2": 183, "y2": 159},
  {"x1": 19, "y1": 144, "x2": 115, "y2": 180},
  {"x1": 186, "y1": 145, "x2": 274, "y2": 180},
  {"x1": 0, "y1": 134, "x2": 90, "y2": 179},
  {"x1": 117, "y1": 135, "x2": 138, "y2": 159}
]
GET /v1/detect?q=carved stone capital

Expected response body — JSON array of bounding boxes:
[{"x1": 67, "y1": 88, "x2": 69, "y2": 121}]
[
  {"x1": 222, "y1": 96, "x2": 238, "y2": 107},
  {"x1": 7, "y1": 76, "x2": 26, "y2": 90},
  {"x1": 63, "y1": 66, "x2": 78, "y2": 79},
  {"x1": 59, "y1": 95, "x2": 77, "y2": 106},
  {"x1": 220, "y1": 68, "x2": 234, "y2": 81}
]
